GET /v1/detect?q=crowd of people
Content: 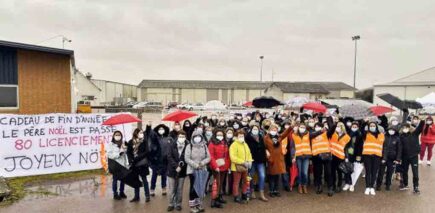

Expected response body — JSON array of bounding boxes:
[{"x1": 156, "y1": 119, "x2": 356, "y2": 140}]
[{"x1": 107, "y1": 109, "x2": 435, "y2": 213}]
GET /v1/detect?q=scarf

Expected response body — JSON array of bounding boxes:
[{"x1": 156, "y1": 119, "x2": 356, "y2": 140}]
[{"x1": 133, "y1": 138, "x2": 142, "y2": 156}]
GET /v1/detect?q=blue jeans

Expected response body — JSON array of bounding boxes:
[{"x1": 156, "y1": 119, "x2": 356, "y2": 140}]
[
  {"x1": 297, "y1": 156, "x2": 310, "y2": 185},
  {"x1": 249, "y1": 162, "x2": 266, "y2": 191},
  {"x1": 281, "y1": 173, "x2": 290, "y2": 188},
  {"x1": 112, "y1": 177, "x2": 125, "y2": 195},
  {"x1": 134, "y1": 174, "x2": 150, "y2": 199},
  {"x1": 151, "y1": 166, "x2": 167, "y2": 190}
]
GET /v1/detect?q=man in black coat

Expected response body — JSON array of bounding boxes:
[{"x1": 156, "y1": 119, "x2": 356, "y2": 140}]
[{"x1": 376, "y1": 126, "x2": 401, "y2": 191}]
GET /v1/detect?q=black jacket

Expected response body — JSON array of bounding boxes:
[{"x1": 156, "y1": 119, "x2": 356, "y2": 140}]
[
  {"x1": 400, "y1": 121, "x2": 424, "y2": 159},
  {"x1": 246, "y1": 132, "x2": 267, "y2": 164},
  {"x1": 382, "y1": 133, "x2": 402, "y2": 161},
  {"x1": 167, "y1": 140, "x2": 188, "y2": 178},
  {"x1": 345, "y1": 131, "x2": 364, "y2": 162},
  {"x1": 126, "y1": 138, "x2": 150, "y2": 176}
]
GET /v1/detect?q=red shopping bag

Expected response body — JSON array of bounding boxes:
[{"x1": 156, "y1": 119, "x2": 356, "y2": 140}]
[
  {"x1": 211, "y1": 178, "x2": 218, "y2": 199},
  {"x1": 289, "y1": 165, "x2": 298, "y2": 187}
]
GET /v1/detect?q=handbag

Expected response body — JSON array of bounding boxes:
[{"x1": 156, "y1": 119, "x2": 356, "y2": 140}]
[
  {"x1": 135, "y1": 157, "x2": 148, "y2": 167},
  {"x1": 235, "y1": 144, "x2": 248, "y2": 172}
]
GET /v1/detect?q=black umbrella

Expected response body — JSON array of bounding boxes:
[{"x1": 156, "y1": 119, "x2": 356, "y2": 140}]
[
  {"x1": 377, "y1": 93, "x2": 422, "y2": 110},
  {"x1": 108, "y1": 159, "x2": 143, "y2": 188},
  {"x1": 252, "y1": 96, "x2": 283, "y2": 108}
]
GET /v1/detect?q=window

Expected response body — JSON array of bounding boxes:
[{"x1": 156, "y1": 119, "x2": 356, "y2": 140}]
[{"x1": 0, "y1": 47, "x2": 18, "y2": 109}]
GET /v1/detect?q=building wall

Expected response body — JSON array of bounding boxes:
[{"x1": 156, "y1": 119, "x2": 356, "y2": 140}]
[
  {"x1": 74, "y1": 72, "x2": 101, "y2": 106},
  {"x1": 248, "y1": 89, "x2": 262, "y2": 101},
  {"x1": 233, "y1": 89, "x2": 247, "y2": 105},
  {"x1": 374, "y1": 85, "x2": 434, "y2": 108},
  {"x1": 146, "y1": 88, "x2": 173, "y2": 103},
  {"x1": 283, "y1": 93, "x2": 310, "y2": 101},
  {"x1": 0, "y1": 49, "x2": 72, "y2": 114},
  {"x1": 339, "y1": 90, "x2": 355, "y2": 98},
  {"x1": 264, "y1": 85, "x2": 283, "y2": 100}
]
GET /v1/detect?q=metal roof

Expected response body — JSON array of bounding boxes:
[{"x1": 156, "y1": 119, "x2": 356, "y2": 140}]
[
  {"x1": 271, "y1": 82, "x2": 329, "y2": 94},
  {"x1": 0, "y1": 40, "x2": 74, "y2": 56},
  {"x1": 308, "y1": 82, "x2": 357, "y2": 91},
  {"x1": 375, "y1": 67, "x2": 435, "y2": 86}
]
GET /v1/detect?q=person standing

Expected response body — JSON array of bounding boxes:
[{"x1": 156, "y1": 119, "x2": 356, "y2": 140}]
[
  {"x1": 246, "y1": 124, "x2": 268, "y2": 201},
  {"x1": 362, "y1": 122, "x2": 385, "y2": 196},
  {"x1": 230, "y1": 129, "x2": 253, "y2": 204},
  {"x1": 420, "y1": 116, "x2": 435, "y2": 166},
  {"x1": 107, "y1": 131, "x2": 128, "y2": 200},
  {"x1": 330, "y1": 122, "x2": 350, "y2": 195},
  {"x1": 343, "y1": 122, "x2": 363, "y2": 192},
  {"x1": 166, "y1": 131, "x2": 189, "y2": 211},
  {"x1": 127, "y1": 128, "x2": 151, "y2": 202},
  {"x1": 291, "y1": 123, "x2": 312, "y2": 194},
  {"x1": 311, "y1": 123, "x2": 334, "y2": 196},
  {"x1": 208, "y1": 129, "x2": 230, "y2": 208},
  {"x1": 376, "y1": 126, "x2": 401, "y2": 191}
]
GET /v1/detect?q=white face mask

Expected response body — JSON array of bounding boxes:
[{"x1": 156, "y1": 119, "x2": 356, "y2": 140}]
[
  {"x1": 336, "y1": 127, "x2": 342, "y2": 134},
  {"x1": 299, "y1": 127, "x2": 306, "y2": 134},
  {"x1": 427, "y1": 120, "x2": 433, "y2": 125},
  {"x1": 315, "y1": 127, "x2": 322, "y2": 132},
  {"x1": 270, "y1": 131, "x2": 277, "y2": 136},
  {"x1": 216, "y1": 136, "x2": 224, "y2": 141},
  {"x1": 206, "y1": 131, "x2": 213, "y2": 136},
  {"x1": 219, "y1": 122, "x2": 225, "y2": 126},
  {"x1": 158, "y1": 129, "x2": 165, "y2": 135},
  {"x1": 204, "y1": 123, "x2": 210, "y2": 127},
  {"x1": 226, "y1": 133, "x2": 233, "y2": 139},
  {"x1": 114, "y1": 136, "x2": 122, "y2": 141},
  {"x1": 233, "y1": 124, "x2": 239, "y2": 129},
  {"x1": 369, "y1": 127, "x2": 377, "y2": 133},
  {"x1": 388, "y1": 130, "x2": 395, "y2": 135},
  {"x1": 402, "y1": 128, "x2": 410, "y2": 133},
  {"x1": 346, "y1": 122, "x2": 352, "y2": 127},
  {"x1": 252, "y1": 129, "x2": 259, "y2": 135},
  {"x1": 308, "y1": 122, "x2": 315, "y2": 128},
  {"x1": 412, "y1": 119, "x2": 419, "y2": 124},
  {"x1": 238, "y1": 137, "x2": 245, "y2": 142},
  {"x1": 285, "y1": 125, "x2": 290, "y2": 129},
  {"x1": 178, "y1": 137, "x2": 186, "y2": 143},
  {"x1": 138, "y1": 133, "x2": 144, "y2": 139},
  {"x1": 391, "y1": 121, "x2": 399, "y2": 126},
  {"x1": 242, "y1": 122, "x2": 248, "y2": 126},
  {"x1": 293, "y1": 127, "x2": 298, "y2": 133},
  {"x1": 197, "y1": 128, "x2": 203, "y2": 133},
  {"x1": 351, "y1": 127, "x2": 359, "y2": 132},
  {"x1": 193, "y1": 137, "x2": 202, "y2": 143}
]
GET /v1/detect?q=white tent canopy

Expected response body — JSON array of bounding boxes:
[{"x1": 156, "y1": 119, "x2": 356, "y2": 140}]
[
  {"x1": 205, "y1": 100, "x2": 226, "y2": 110},
  {"x1": 417, "y1": 92, "x2": 435, "y2": 106}
]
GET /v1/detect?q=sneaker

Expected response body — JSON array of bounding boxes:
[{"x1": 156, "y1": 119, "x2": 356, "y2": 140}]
[
  {"x1": 150, "y1": 190, "x2": 155, "y2": 197},
  {"x1": 190, "y1": 207, "x2": 200, "y2": 213},
  {"x1": 130, "y1": 197, "x2": 140, "y2": 202},
  {"x1": 119, "y1": 192, "x2": 127, "y2": 199},
  {"x1": 175, "y1": 206, "x2": 182, "y2": 211},
  {"x1": 167, "y1": 206, "x2": 175, "y2": 212},
  {"x1": 162, "y1": 188, "x2": 167, "y2": 196},
  {"x1": 427, "y1": 161, "x2": 431, "y2": 166},
  {"x1": 414, "y1": 187, "x2": 420, "y2": 194},
  {"x1": 349, "y1": 186, "x2": 355, "y2": 192},
  {"x1": 419, "y1": 160, "x2": 423, "y2": 165},
  {"x1": 370, "y1": 188, "x2": 376, "y2": 195},
  {"x1": 364, "y1": 188, "x2": 370, "y2": 195},
  {"x1": 400, "y1": 185, "x2": 409, "y2": 191},
  {"x1": 342, "y1": 184, "x2": 350, "y2": 191},
  {"x1": 113, "y1": 194, "x2": 122, "y2": 200},
  {"x1": 145, "y1": 197, "x2": 151, "y2": 202}
]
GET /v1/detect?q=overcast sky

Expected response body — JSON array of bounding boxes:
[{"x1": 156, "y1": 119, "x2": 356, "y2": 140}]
[{"x1": 1, "y1": 0, "x2": 434, "y2": 89}]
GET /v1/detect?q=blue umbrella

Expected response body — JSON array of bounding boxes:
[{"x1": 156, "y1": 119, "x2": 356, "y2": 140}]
[{"x1": 193, "y1": 169, "x2": 209, "y2": 199}]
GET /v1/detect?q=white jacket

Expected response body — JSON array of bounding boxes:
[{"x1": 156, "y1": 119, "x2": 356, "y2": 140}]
[{"x1": 107, "y1": 142, "x2": 129, "y2": 169}]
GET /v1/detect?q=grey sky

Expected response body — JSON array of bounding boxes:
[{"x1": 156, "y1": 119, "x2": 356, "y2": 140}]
[{"x1": 1, "y1": 0, "x2": 434, "y2": 89}]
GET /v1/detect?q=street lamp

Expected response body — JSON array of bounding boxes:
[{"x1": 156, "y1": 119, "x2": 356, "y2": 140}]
[
  {"x1": 259, "y1": 56, "x2": 264, "y2": 82},
  {"x1": 352, "y1": 35, "x2": 360, "y2": 88}
]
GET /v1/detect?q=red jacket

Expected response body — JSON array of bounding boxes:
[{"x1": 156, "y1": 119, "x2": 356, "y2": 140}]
[
  {"x1": 208, "y1": 139, "x2": 230, "y2": 171},
  {"x1": 421, "y1": 124, "x2": 435, "y2": 144}
]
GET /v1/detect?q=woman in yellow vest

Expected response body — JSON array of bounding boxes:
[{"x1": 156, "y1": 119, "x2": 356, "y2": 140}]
[
  {"x1": 362, "y1": 121, "x2": 385, "y2": 196},
  {"x1": 291, "y1": 123, "x2": 313, "y2": 194},
  {"x1": 329, "y1": 122, "x2": 351, "y2": 194},
  {"x1": 311, "y1": 122, "x2": 334, "y2": 196}
]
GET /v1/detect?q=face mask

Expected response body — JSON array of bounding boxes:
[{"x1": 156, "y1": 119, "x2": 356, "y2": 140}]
[
  {"x1": 351, "y1": 127, "x2": 359, "y2": 132},
  {"x1": 412, "y1": 119, "x2": 418, "y2": 124},
  {"x1": 185, "y1": 124, "x2": 190, "y2": 127},
  {"x1": 299, "y1": 128, "x2": 306, "y2": 134},
  {"x1": 238, "y1": 137, "x2": 245, "y2": 142},
  {"x1": 212, "y1": 116, "x2": 217, "y2": 120},
  {"x1": 174, "y1": 125, "x2": 181, "y2": 130},
  {"x1": 402, "y1": 128, "x2": 410, "y2": 133},
  {"x1": 158, "y1": 129, "x2": 165, "y2": 135},
  {"x1": 252, "y1": 129, "x2": 259, "y2": 135},
  {"x1": 237, "y1": 116, "x2": 242, "y2": 120},
  {"x1": 206, "y1": 131, "x2": 213, "y2": 136},
  {"x1": 226, "y1": 133, "x2": 233, "y2": 139},
  {"x1": 193, "y1": 137, "x2": 202, "y2": 143},
  {"x1": 336, "y1": 127, "x2": 342, "y2": 134},
  {"x1": 308, "y1": 122, "x2": 315, "y2": 128},
  {"x1": 369, "y1": 127, "x2": 377, "y2": 133},
  {"x1": 346, "y1": 122, "x2": 352, "y2": 127},
  {"x1": 114, "y1": 136, "x2": 122, "y2": 141},
  {"x1": 197, "y1": 128, "x2": 203, "y2": 133},
  {"x1": 219, "y1": 122, "x2": 225, "y2": 126},
  {"x1": 233, "y1": 124, "x2": 239, "y2": 129},
  {"x1": 242, "y1": 122, "x2": 248, "y2": 126},
  {"x1": 270, "y1": 130, "x2": 277, "y2": 136},
  {"x1": 391, "y1": 121, "x2": 399, "y2": 126},
  {"x1": 427, "y1": 120, "x2": 433, "y2": 125},
  {"x1": 285, "y1": 125, "x2": 290, "y2": 129},
  {"x1": 204, "y1": 123, "x2": 210, "y2": 127},
  {"x1": 388, "y1": 130, "x2": 395, "y2": 135},
  {"x1": 293, "y1": 127, "x2": 298, "y2": 132},
  {"x1": 216, "y1": 136, "x2": 224, "y2": 141},
  {"x1": 315, "y1": 127, "x2": 322, "y2": 132},
  {"x1": 138, "y1": 133, "x2": 144, "y2": 139},
  {"x1": 178, "y1": 137, "x2": 186, "y2": 143}
]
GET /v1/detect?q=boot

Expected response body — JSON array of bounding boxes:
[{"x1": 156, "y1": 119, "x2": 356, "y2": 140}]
[
  {"x1": 211, "y1": 199, "x2": 223, "y2": 208},
  {"x1": 259, "y1": 190, "x2": 268, "y2": 202},
  {"x1": 241, "y1": 193, "x2": 248, "y2": 204},
  {"x1": 327, "y1": 187, "x2": 334, "y2": 197},
  {"x1": 316, "y1": 185, "x2": 323, "y2": 194},
  {"x1": 119, "y1": 192, "x2": 127, "y2": 199},
  {"x1": 274, "y1": 191, "x2": 281, "y2": 197},
  {"x1": 250, "y1": 191, "x2": 257, "y2": 199},
  {"x1": 298, "y1": 185, "x2": 303, "y2": 194},
  {"x1": 234, "y1": 196, "x2": 242, "y2": 203},
  {"x1": 217, "y1": 195, "x2": 227, "y2": 204},
  {"x1": 130, "y1": 197, "x2": 140, "y2": 202},
  {"x1": 302, "y1": 185, "x2": 308, "y2": 194}
]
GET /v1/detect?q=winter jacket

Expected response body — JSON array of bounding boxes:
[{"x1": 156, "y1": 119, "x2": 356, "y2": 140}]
[
  {"x1": 382, "y1": 133, "x2": 402, "y2": 161},
  {"x1": 400, "y1": 121, "x2": 424, "y2": 159},
  {"x1": 208, "y1": 137, "x2": 230, "y2": 171},
  {"x1": 148, "y1": 124, "x2": 174, "y2": 168},
  {"x1": 264, "y1": 127, "x2": 292, "y2": 175},
  {"x1": 421, "y1": 123, "x2": 435, "y2": 144},
  {"x1": 246, "y1": 131, "x2": 267, "y2": 164},
  {"x1": 126, "y1": 138, "x2": 150, "y2": 176},
  {"x1": 229, "y1": 138, "x2": 253, "y2": 172},
  {"x1": 167, "y1": 139, "x2": 188, "y2": 178},
  {"x1": 107, "y1": 141, "x2": 129, "y2": 169},
  {"x1": 345, "y1": 131, "x2": 363, "y2": 162},
  {"x1": 185, "y1": 130, "x2": 211, "y2": 175}
]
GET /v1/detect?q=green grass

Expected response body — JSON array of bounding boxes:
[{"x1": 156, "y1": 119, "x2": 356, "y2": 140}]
[{"x1": 0, "y1": 169, "x2": 105, "y2": 207}]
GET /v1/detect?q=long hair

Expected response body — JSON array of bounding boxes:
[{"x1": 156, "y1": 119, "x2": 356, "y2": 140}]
[{"x1": 111, "y1": 130, "x2": 123, "y2": 147}]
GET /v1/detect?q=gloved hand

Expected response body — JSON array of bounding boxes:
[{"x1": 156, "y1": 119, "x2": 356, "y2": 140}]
[
  {"x1": 345, "y1": 158, "x2": 349, "y2": 163},
  {"x1": 382, "y1": 160, "x2": 386, "y2": 164}
]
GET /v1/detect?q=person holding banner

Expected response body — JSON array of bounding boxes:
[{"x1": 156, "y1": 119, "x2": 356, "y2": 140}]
[
  {"x1": 127, "y1": 128, "x2": 151, "y2": 203},
  {"x1": 107, "y1": 131, "x2": 128, "y2": 200}
]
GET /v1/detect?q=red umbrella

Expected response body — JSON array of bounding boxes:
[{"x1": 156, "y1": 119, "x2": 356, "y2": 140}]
[
  {"x1": 289, "y1": 164, "x2": 298, "y2": 188},
  {"x1": 162, "y1": 110, "x2": 197, "y2": 122},
  {"x1": 370, "y1": 105, "x2": 394, "y2": 116},
  {"x1": 302, "y1": 102, "x2": 327, "y2": 113},
  {"x1": 243, "y1": 101, "x2": 253, "y2": 107},
  {"x1": 102, "y1": 113, "x2": 141, "y2": 126}
]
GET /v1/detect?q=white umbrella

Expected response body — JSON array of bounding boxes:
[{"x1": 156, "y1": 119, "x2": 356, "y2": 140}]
[
  {"x1": 205, "y1": 100, "x2": 226, "y2": 110},
  {"x1": 351, "y1": 162, "x2": 364, "y2": 187},
  {"x1": 417, "y1": 92, "x2": 435, "y2": 106},
  {"x1": 285, "y1": 96, "x2": 309, "y2": 108}
]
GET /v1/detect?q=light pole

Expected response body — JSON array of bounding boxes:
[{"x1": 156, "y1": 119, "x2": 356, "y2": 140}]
[
  {"x1": 352, "y1": 35, "x2": 360, "y2": 88},
  {"x1": 259, "y1": 56, "x2": 264, "y2": 82},
  {"x1": 36, "y1": 35, "x2": 71, "y2": 49}
]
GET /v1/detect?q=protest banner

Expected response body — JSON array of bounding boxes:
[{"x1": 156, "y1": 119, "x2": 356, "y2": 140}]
[{"x1": 0, "y1": 113, "x2": 133, "y2": 178}]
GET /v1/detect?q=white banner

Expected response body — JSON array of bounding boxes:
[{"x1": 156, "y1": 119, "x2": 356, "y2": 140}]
[{"x1": 0, "y1": 113, "x2": 133, "y2": 178}]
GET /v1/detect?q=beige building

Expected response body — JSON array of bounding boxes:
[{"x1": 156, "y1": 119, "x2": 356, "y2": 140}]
[
  {"x1": 373, "y1": 67, "x2": 435, "y2": 108},
  {"x1": 91, "y1": 79, "x2": 138, "y2": 105}
]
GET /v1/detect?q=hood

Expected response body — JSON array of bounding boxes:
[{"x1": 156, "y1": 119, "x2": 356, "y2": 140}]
[
  {"x1": 191, "y1": 129, "x2": 206, "y2": 145},
  {"x1": 153, "y1": 124, "x2": 170, "y2": 137}
]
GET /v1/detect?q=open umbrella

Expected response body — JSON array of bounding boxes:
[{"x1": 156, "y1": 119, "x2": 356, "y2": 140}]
[
  {"x1": 252, "y1": 96, "x2": 283, "y2": 108},
  {"x1": 243, "y1": 101, "x2": 253, "y2": 107},
  {"x1": 370, "y1": 105, "x2": 394, "y2": 116},
  {"x1": 377, "y1": 93, "x2": 423, "y2": 110},
  {"x1": 102, "y1": 113, "x2": 141, "y2": 125},
  {"x1": 108, "y1": 159, "x2": 142, "y2": 188},
  {"x1": 286, "y1": 96, "x2": 309, "y2": 108},
  {"x1": 302, "y1": 102, "x2": 327, "y2": 113},
  {"x1": 417, "y1": 92, "x2": 435, "y2": 106},
  {"x1": 162, "y1": 110, "x2": 197, "y2": 122},
  {"x1": 340, "y1": 104, "x2": 374, "y2": 120}
]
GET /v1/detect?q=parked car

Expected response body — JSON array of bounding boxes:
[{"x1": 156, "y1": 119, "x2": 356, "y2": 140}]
[
  {"x1": 126, "y1": 101, "x2": 138, "y2": 108},
  {"x1": 187, "y1": 103, "x2": 205, "y2": 111},
  {"x1": 166, "y1": 102, "x2": 178, "y2": 109},
  {"x1": 145, "y1": 102, "x2": 163, "y2": 109},
  {"x1": 177, "y1": 103, "x2": 189, "y2": 110},
  {"x1": 132, "y1": 102, "x2": 148, "y2": 109},
  {"x1": 227, "y1": 104, "x2": 246, "y2": 110}
]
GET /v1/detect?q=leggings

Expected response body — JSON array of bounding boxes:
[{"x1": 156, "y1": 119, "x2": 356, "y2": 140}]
[
  {"x1": 363, "y1": 155, "x2": 381, "y2": 188},
  {"x1": 420, "y1": 142, "x2": 434, "y2": 161}
]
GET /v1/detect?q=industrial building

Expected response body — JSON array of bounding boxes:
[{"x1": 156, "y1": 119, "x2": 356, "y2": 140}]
[{"x1": 373, "y1": 67, "x2": 435, "y2": 107}]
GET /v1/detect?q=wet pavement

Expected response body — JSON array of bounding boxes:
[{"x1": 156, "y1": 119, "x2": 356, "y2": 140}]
[{"x1": 1, "y1": 164, "x2": 434, "y2": 213}]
